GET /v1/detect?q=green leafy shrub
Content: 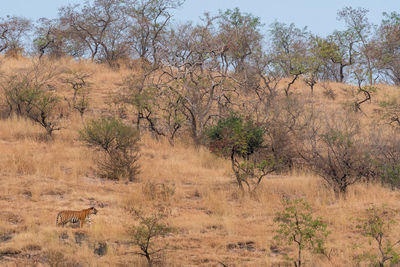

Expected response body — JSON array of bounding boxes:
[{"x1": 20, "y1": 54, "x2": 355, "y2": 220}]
[
  {"x1": 80, "y1": 117, "x2": 140, "y2": 180},
  {"x1": 3, "y1": 72, "x2": 64, "y2": 136},
  {"x1": 207, "y1": 113, "x2": 274, "y2": 192},
  {"x1": 273, "y1": 199, "x2": 330, "y2": 267},
  {"x1": 379, "y1": 164, "x2": 400, "y2": 189},
  {"x1": 356, "y1": 207, "x2": 400, "y2": 267},
  {"x1": 207, "y1": 113, "x2": 263, "y2": 157},
  {"x1": 129, "y1": 209, "x2": 171, "y2": 267}
]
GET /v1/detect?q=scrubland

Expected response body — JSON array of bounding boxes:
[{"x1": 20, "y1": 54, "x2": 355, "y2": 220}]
[{"x1": 0, "y1": 57, "x2": 400, "y2": 267}]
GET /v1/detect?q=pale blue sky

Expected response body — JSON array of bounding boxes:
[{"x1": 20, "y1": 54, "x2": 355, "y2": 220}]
[{"x1": 0, "y1": 0, "x2": 399, "y2": 36}]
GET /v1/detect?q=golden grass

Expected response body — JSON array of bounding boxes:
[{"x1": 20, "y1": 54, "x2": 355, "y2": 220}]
[{"x1": 0, "y1": 57, "x2": 400, "y2": 266}]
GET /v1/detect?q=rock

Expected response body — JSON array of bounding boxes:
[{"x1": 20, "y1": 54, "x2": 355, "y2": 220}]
[
  {"x1": 0, "y1": 233, "x2": 12, "y2": 243},
  {"x1": 0, "y1": 248, "x2": 21, "y2": 257},
  {"x1": 74, "y1": 231, "x2": 87, "y2": 245},
  {"x1": 227, "y1": 241, "x2": 256, "y2": 252},
  {"x1": 227, "y1": 243, "x2": 236, "y2": 250},
  {"x1": 59, "y1": 232, "x2": 69, "y2": 241},
  {"x1": 23, "y1": 244, "x2": 42, "y2": 251},
  {"x1": 270, "y1": 245, "x2": 281, "y2": 256},
  {"x1": 23, "y1": 191, "x2": 32, "y2": 198},
  {"x1": 94, "y1": 242, "x2": 107, "y2": 256}
]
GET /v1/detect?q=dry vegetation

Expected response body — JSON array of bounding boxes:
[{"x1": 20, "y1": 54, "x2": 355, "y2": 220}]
[{"x1": 0, "y1": 57, "x2": 399, "y2": 267}]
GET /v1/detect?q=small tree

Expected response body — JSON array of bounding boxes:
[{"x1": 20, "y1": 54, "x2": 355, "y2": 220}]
[
  {"x1": 207, "y1": 113, "x2": 275, "y2": 192},
  {"x1": 33, "y1": 18, "x2": 66, "y2": 59},
  {"x1": 2, "y1": 62, "x2": 64, "y2": 136},
  {"x1": 357, "y1": 207, "x2": 400, "y2": 266},
  {"x1": 62, "y1": 70, "x2": 91, "y2": 118},
  {"x1": 19, "y1": 89, "x2": 62, "y2": 136},
  {"x1": 370, "y1": 127, "x2": 400, "y2": 189},
  {"x1": 302, "y1": 114, "x2": 374, "y2": 196},
  {"x1": 80, "y1": 117, "x2": 140, "y2": 181},
  {"x1": 338, "y1": 7, "x2": 375, "y2": 87},
  {"x1": 0, "y1": 16, "x2": 31, "y2": 55},
  {"x1": 273, "y1": 199, "x2": 330, "y2": 267},
  {"x1": 376, "y1": 12, "x2": 400, "y2": 85},
  {"x1": 268, "y1": 22, "x2": 310, "y2": 97},
  {"x1": 129, "y1": 209, "x2": 171, "y2": 267}
]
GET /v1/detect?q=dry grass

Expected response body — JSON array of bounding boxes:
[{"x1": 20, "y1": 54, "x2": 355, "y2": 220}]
[{"x1": 0, "y1": 57, "x2": 400, "y2": 266}]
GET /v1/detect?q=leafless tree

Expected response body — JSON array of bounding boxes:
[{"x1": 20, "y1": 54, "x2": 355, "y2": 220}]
[
  {"x1": 301, "y1": 112, "x2": 374, "y2": 196},
  {"x1": 0, "y1": 16, "x2": 31, "y2": 56},
  {"x1": 62, "y1": 70, "x2": 91, "y2": 118},
  {"x1": 126, "y1": 0, "x2": 184, "y2": 64},
  {"x1": 269, "y1": 22, "x2": 310, "y2": 97},
  {"x1": 59, "y1": 0, "x2": 130, "y2": 65},
  {"x1": 338, "y1": 7, "x2": 377, "y2": 87},
  {"x1": 160, "y1": 17, "x2": 231, "y2": 145},
  {"x1": 374, "y1": 12, "x2": 400, "y2": 85},
  {"x1": 217, "y1": 7, "x2": 263, "y2": 74},
  {"x1": 33, "y1": 18, "x2": 66, "y2": 59}
]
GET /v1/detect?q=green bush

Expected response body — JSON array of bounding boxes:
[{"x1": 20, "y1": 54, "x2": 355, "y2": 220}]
[
  {"x1": 3, "y1": 74, "x2": 63, "y2": 136},
  {"x1": 274, "y1": 199, "x2": 330, "y2": 267},
  {"x1": 129, "y1": 209, "x2": 171, "y2": 267},
  {"x1": 356, "y1": 207, "x2": 400, "y2": 266},
  {"x1": 80, "y1": 117, "x2": 140, "y2": 181},
  {"x1": 207, "y1": 113, "x2": 264, "y2": 157},
  {"x1": 207, "y1": 113, "x2": 274, "y2": 192},
  {"x1": 379, "y1": 164, "x2": 400, "y2": 189}
]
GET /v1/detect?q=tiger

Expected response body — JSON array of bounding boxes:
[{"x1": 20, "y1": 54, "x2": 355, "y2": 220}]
[{"x1": 56, "y1": 207, "x2": 98, "y2": 228}]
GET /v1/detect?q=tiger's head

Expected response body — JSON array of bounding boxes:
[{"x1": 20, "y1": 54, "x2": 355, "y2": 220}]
[{"x1": 89, "y1": 207, "x2": 98, "y2": 215}]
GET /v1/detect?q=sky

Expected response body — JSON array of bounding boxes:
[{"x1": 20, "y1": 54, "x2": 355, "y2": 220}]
[{"x1": 0, "y1": 0, "x2": 399, "y2": 37}]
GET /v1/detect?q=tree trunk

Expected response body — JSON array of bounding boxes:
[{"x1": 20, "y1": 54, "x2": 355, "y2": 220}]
[{"x1": 339, "y1": 64, "x2": 345, "y2": 83}]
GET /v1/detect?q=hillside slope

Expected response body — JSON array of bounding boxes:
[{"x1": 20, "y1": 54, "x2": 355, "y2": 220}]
[{"x1": 0, "y1": 57, "x2": 400, "y2": 266}]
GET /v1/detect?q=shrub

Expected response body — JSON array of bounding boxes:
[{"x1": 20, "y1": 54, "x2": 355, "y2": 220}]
[
  {"x1": 142, "y1": 181, "x2": 175, "y2": 202},
  {"x1": 370, "y1": 128, "x2": 400, "y2": 189},
  {"x1": 264, "y1": 97, "x2": 308, "y2": 171},
  {"x1": 207, "y1": 113, "x2": 275, "y2": 192},
  {"x1": 129, "y1": 208, "x2": 171, "y2": 267},
  {"x1": 207, "y1": 113, "x2": 263, "y2": 157},
  {"x1": 302, "y1": 114, "x2": 374, "y2": 196},
  {"x1": 274, "y1": 199, "x2": 330, "y2": 267},
  {"x1": 356, "y1": 207, "x2": 400, "y2": 266},
  {"x1": 62, "y1": 71, "x2": 91, "y2": 118},
  {"x1": 80, "y1": 117, "x2": 140, "y2": 180},
  {"x1": 2, "y1": 64, "x2": 64, "y2": 136}
]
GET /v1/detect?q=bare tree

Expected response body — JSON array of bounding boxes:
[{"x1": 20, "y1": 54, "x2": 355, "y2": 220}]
[
  {"x1": 370, "y1": 126, "x2": 400, "y2": 189},
  {"x1": 0, "y1": 16, "x2": 31, "y2": 56},
  {"x1": 269, "y1": 22, "x2": 310, "y2": 97},
  {"x1": 33, "y1": 18, "x2": 66, "y2": 59},
  {"x1": 160, "y1": 18, "x2": 230, "y2": 145},
  {"x1": 59, "y1": 0, "x2": 130, "y2": 65},
  {"x1": 62, "y1": 70, "x2": 91, "y2": 118},
  {"x1": 374, "y1": 12, "x2": 400, "y2": 85},
  {"x1": 126, "y1": 0, "x2": 184, "y2": 64},
  {"x1": 301, "y1": 112, "x2": 374, "y2": 196},
  {"x1": 217, "y1": 7, "x2": 263, "y2": 74},
  {"x1": 338, "y1": 7, "x2": 376, "y2": 86}
]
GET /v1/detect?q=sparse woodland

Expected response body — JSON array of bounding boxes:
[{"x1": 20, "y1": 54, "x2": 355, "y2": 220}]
[{"x1": 1, "y1": 1, "x2": 400, "y2": 266}]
